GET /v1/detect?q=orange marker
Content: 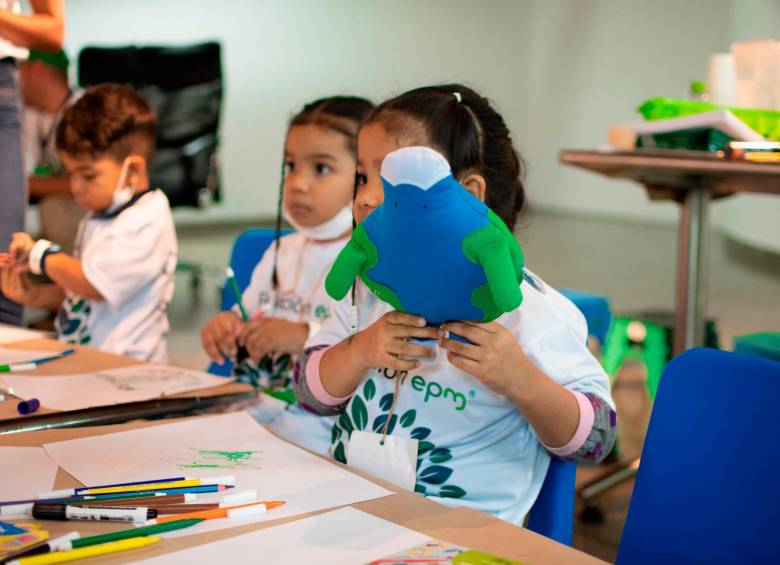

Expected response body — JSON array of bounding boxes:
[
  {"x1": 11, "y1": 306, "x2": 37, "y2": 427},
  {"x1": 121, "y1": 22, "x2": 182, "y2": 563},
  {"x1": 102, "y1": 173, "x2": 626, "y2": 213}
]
[{"x1": 147, "y1": 500, "x2": 285, "y2": 525}]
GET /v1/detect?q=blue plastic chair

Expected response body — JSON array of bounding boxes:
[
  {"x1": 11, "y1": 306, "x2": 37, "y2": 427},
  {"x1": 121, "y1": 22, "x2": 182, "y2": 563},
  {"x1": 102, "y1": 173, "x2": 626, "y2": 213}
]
[
  {"x1": 528, "y1": 457, "x2": 576, "y2": 545},
  {"x1": 525, "y1": 288, "x2": 608, "y2": 545},
  {"x1": 208, "y1": 227, "x2": 292, "y2": 376},
  {"x1": 557, "y1": 288, "x2": 612, "y2": 345},
  {"x1": 617, "y1": 348, "x2": 780, "y2": 564}
]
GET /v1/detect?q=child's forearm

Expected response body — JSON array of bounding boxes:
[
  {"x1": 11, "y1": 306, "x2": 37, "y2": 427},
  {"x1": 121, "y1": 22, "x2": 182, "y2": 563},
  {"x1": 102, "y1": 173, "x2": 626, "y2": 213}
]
[
  {"x1": 294, "y1": 335, "x2": 371, "y2": 416},
  {"x1": 508, "y1": 364, "x2": 616, "y2": 462},
  {"x1": 319, "y1": 333, "x2": 372, "y2": 398},
  {"x1": 507, "y1": 363, "x2": 582, "y2": 448},
  {"x1": 28, "y1": 283, "x2": 65, "y2": 311},
  {"x1": 44, "y1": 254, "x2": 103, "y2": 300}
]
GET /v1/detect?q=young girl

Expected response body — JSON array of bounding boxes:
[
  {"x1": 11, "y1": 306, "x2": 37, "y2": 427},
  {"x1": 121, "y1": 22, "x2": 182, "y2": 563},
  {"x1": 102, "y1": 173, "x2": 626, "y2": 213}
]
[
  {"x1": 200, "y1": 95, "x2": 374, "y2": 453},
  {"x1": 294, "y1": 85, "x2": 616, "y2": 524}
]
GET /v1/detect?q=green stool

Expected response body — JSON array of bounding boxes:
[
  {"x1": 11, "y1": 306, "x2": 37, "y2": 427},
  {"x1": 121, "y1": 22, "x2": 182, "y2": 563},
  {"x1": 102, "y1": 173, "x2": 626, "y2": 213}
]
[
  {"x1": 601, "y1": 310, "x2": 719, "y2": 400},
  {"x1": 734, "y1": 332, "x2": 780, "y2": 362}
]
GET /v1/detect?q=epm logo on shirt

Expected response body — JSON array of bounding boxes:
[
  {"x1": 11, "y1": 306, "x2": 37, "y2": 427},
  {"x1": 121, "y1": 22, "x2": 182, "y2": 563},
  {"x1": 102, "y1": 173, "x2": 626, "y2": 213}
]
[
  {"x1": 257, "y1": 291, "x2": 331, "y2": 320},
  {"x1": 379, "y1": 368, "x2": 471, "y2": 412}
]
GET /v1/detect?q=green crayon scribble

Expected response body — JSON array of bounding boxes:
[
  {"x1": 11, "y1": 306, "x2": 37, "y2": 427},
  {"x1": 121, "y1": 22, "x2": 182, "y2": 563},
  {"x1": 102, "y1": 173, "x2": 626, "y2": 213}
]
[
  {"x1": 178, "y1": 463, "x2": 221, "y2": 468},
  {"x1": 177, "y1": 449, "x2": 263, "y2": 470}
]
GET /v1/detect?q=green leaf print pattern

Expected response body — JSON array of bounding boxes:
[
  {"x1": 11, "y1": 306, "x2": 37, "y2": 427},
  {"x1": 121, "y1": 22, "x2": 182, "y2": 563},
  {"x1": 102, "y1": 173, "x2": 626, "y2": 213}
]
[
  {"x1": 399, "y1": 409, "x2": 416, "y2": 428},
  {"x1": 330, "y1": 376, "x2": 467, "y2": 500},
  {"x1": 371, "y1": 414, "x2": 397, "y2": 434},
  {"x1": 363, "y1": 379, "x2": 376, "y2": 401},
  {"x1": 351, "y1": 396, "x2": 369, "y2": 430},
  {"x1": 236, "y1": 353, "x2": 292, "y2": 390},
  {"x1": 56, "y1": 297, "x2": 93, "y2": 346}
]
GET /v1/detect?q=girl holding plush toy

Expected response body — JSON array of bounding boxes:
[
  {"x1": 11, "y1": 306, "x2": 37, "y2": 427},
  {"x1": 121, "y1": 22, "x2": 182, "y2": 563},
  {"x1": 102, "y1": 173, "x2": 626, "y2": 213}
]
[{"x1": 295, "y1": 84, "x2": 616, "y2": 525}]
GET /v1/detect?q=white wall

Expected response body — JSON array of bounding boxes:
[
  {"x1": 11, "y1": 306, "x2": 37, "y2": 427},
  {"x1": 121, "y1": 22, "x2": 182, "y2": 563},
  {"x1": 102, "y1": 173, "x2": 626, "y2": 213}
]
[
  {"x1": 520, "y1": 0, "x2": 730, "y2": 224},
  {"x1": 63, "y1": 0, "x2": 778, "y2": 255},
  {"x1": 64, "y1": 0, "x2": 530, "y2": 224}
]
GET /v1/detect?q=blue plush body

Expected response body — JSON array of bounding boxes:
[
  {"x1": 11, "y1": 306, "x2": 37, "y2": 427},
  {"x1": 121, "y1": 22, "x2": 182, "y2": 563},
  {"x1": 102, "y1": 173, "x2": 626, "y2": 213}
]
[{"x1": 363, "y1": 175, "x2": 492, "y2": 325}]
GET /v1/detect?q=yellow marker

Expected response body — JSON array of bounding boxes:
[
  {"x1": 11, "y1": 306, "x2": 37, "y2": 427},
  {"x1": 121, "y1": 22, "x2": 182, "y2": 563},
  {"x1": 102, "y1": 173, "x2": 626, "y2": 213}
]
[
  {"x1": 9, "y1": 536, "x2": 160, "y2": 565},
  {"x1": 745, "y1": 152, "x2": 780, "y2": 163},
  {"x1": 82, "y1": 479, "x2": 204, "y2": 495}
]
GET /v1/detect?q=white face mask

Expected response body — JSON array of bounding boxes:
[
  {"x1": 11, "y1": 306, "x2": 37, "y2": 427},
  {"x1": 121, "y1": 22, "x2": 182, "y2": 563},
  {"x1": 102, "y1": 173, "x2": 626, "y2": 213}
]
[
  {"x1": 104, "y1": 158, "x2": 135, "y2": 215},
  {"x1": 282, "y1": 204, "x2": 353, "y2": 241}
]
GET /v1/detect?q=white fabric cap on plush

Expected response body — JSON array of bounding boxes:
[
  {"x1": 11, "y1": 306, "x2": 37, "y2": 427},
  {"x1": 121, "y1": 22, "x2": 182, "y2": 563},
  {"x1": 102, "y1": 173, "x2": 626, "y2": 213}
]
[{"x1": 380, "y1": 146, "x2": 451, "y2": 190}]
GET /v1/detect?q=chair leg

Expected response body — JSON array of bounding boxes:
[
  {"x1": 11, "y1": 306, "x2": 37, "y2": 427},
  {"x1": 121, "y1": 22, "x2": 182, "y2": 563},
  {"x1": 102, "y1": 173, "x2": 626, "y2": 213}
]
[{"x1": 577, "y1": 458, "x2": 640, "y2": 523}]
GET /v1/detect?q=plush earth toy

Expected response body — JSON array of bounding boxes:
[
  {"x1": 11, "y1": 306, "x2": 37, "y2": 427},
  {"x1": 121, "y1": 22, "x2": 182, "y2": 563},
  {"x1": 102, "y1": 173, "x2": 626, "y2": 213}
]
[{"x1": 325, "y1": 146, "x2": 524, "y2": 326}]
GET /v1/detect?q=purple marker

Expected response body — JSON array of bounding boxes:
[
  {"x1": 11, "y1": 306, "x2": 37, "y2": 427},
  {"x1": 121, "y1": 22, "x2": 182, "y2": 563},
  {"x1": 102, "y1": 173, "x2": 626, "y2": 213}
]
[{"x1": 17, "y1": 398, "x2": 40, "y2": 415}]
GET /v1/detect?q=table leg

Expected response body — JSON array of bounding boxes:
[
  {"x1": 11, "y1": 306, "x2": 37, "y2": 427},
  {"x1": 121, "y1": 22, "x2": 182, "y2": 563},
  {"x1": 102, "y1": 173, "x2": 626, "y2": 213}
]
[{"x1": 674, "y1": 188, "x2": 710, "y2": 354}]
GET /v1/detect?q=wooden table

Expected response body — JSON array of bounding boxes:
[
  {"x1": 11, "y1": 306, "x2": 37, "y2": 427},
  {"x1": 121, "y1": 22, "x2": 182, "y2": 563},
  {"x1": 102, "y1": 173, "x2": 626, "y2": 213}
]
[
  {"x1": 1, "y1": 419, "x2": 606, "y2": 565},
  {"x1": 0, "y1": 339, "x2": 254, "y2": 435},
  {"x1": 560, "y1": 149, "x2": 780, "y2": 354}
]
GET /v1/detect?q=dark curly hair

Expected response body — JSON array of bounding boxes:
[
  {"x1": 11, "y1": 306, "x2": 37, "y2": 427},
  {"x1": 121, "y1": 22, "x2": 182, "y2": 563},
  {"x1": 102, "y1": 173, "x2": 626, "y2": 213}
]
[{"x1": 56, "y1": 83, "x2": 157, "y2": 162}]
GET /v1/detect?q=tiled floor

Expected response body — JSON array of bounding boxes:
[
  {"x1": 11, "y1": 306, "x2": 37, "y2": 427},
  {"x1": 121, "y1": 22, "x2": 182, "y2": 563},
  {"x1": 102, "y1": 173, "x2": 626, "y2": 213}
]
[{"x1": 165, "y1": 209, "x2": 778, "y2": 563}]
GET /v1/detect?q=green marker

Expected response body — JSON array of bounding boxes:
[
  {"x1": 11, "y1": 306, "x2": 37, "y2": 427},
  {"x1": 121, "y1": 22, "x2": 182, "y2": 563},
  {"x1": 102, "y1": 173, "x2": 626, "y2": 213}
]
[
  {"x1": 66, "y1": 519, "x2": 205, "y2": 550},
  {"x1": 225, "y1": 267, "x2": 249, "y2": 322}
]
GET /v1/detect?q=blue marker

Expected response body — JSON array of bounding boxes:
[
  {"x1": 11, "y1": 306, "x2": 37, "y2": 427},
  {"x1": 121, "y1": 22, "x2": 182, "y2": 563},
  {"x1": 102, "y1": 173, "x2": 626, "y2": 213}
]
[
  {"x1": 17, "y1": 398, "x2": 40, "y2": 415},
  {"x1": 0, "y1": 348, "x2": 76, "y2": 373}
]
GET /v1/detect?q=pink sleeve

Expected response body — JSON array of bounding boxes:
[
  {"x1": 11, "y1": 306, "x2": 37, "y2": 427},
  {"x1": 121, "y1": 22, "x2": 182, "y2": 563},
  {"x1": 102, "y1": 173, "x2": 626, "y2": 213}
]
[
  {"x1": 542, "y1": 391, "x2": 595, "y2": 456},
  {"x1": 305, "y1": 347, "x2": 352, "y2": 407}
]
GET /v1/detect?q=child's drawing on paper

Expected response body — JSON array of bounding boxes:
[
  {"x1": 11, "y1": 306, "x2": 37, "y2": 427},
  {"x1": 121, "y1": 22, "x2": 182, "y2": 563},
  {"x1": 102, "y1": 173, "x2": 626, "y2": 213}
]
[
  {"x1": 96, "y1": 366, "x2": 207, "y2": 394},
  {"x1": 177, "y1": 449, "x2": 263, "y2": 470}
]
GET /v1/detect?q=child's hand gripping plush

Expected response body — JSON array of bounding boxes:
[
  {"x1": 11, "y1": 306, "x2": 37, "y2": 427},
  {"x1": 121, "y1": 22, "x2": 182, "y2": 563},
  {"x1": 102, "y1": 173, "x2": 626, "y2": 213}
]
[{"x1": 325, "y1": 146, "x2": 524, "y2": 327}]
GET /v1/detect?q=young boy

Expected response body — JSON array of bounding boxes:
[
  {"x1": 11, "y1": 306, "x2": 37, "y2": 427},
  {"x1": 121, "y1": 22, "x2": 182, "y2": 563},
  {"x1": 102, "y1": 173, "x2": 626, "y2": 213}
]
[{"x1": 0, "y1": 84, "x2": 177, "y2": 361}]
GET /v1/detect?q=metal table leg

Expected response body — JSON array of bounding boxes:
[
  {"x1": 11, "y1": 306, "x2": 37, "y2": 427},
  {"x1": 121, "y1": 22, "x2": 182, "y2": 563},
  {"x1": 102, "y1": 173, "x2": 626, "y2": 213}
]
[{"x1": 674, "y1": 187, "x2": 710, "y2": 355}]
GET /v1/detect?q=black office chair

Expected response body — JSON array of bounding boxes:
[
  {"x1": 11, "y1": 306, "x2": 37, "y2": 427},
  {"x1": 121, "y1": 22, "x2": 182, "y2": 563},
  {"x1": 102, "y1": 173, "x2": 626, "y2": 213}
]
[{"x1": 78, "y1": 42, "x2": 224, "y2": 298}]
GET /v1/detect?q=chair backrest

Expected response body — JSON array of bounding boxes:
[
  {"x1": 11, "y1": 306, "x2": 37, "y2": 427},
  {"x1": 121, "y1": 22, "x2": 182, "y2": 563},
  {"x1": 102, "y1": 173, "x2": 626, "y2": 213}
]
[
  {"x1": 208, "y1": 228, "x2": 291, "y2": 375},
  {"x1": 527, "y1": 457, "x2": 576, "y2": 545},
  {"x1": 557, "y1": 288, "x2": 612, "y2": 345},
  {"x1": 78, "y1": 42, "x2": 223, "y2": 208},
  {"x1": 617, "y1": 348, "x2": 780, "y2": 564}
]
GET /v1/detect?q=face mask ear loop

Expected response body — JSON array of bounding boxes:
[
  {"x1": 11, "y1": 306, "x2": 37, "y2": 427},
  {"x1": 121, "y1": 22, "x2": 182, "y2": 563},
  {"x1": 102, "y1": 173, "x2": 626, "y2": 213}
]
[{"x1": 116, "y1": 157, "x2": 133, "y2": 193}]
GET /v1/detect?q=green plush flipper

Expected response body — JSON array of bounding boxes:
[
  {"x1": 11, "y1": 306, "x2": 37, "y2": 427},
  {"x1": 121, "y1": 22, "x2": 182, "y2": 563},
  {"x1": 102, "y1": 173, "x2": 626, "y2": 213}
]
[
  {"x1": 479, "y1": 242, "x2": 522, "y2": 312},
  {"x1": 326, "y1": 224, "x2": 405, "y2": 312},
  {"x1": 486, "y1": 209, "x2": 524, "y2": 281},
  {"x1": 462, "y1": 210, "x2": 524, "y2": 318},
  {"x1": 325, "y1": 237, "x2": 368, "y2": 300}
]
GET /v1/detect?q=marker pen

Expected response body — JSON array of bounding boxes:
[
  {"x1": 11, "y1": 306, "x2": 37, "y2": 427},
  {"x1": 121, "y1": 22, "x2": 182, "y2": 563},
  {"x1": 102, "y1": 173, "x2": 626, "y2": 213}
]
[{"x1": 32, "y1": 503, "x2": 156, "y2": 523}]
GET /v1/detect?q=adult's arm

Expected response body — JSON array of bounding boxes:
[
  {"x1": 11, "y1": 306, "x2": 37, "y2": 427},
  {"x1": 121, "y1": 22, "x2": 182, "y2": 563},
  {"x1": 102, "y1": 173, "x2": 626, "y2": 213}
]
[{"x1": 0, "y1": 0, "x2": 64, "y2": 52}]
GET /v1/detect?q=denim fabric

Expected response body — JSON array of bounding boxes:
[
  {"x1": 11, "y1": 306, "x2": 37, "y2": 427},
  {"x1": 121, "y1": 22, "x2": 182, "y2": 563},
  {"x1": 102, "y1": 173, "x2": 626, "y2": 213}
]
[{"x1": 0, "y1": 58, "x2": 24, "y2": 325}]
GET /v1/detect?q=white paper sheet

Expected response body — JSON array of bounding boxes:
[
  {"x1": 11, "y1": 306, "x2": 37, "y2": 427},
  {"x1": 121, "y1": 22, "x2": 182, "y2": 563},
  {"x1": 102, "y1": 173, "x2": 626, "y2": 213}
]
[
  {"x1": 0, "y1": 324, "x2": 48, "y2": 345},
  {"x1": 0, "y1": 348, "x2": 59, "y2": 366},
  {"x1": 133, "y1": 507, "x2": 428, "y2": 565},
  {"x1": 0, "y1": 447, "x2": 59, "y2": 502},
  {"x1": 1, "y1": 364, "x2": 233, "y2": 410},
  {"x1": 43, "y1": 412, "x2": 392, "y2": 536}
]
